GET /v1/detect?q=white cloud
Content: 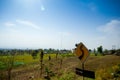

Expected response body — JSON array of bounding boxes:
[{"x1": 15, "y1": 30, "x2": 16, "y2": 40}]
[
  {"x1": 98, "y1": 20, "x2": 120, "y2": 35},
  {"x1": 4, "y1": 22, "x2": 19, "y2": 33},
  {"x1": 16, "y1": 19, "x2": 40, "y2": 29},
  {"x1": 4, "y1": 22, "x2": 16, "y2": 27},
  {"x1": 96, "y1": 19, "x2": 120, "y2": 49}
]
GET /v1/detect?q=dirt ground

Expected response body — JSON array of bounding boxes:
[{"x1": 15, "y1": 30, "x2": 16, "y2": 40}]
[{"x1": 2, "y1": 55, "x2": 120, "y2": 80}]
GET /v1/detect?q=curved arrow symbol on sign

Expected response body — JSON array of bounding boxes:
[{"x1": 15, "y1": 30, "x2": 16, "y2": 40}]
[{"x1": 79, "y1": 45, "x2": 84, "y2": 60}]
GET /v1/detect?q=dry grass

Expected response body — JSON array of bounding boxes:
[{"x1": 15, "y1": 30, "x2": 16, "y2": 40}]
[{"x1": 0, "y1": 54, "x2": 120, "y2": 80}]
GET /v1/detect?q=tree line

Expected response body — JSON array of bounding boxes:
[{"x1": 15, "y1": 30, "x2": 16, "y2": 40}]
[{"x1": 0, "y1": 48, "x2": 72, "y2": 56}]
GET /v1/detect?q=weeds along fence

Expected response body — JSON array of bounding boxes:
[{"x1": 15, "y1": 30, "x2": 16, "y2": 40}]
[
  {"x1": 0, "y1": 53, "x2": 16, "y2": 80},
  {"x1": 0, "y1": 52, "x2": 75, "y2": 80}
]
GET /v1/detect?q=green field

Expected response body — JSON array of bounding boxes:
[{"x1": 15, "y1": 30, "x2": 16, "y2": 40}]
[
  {"x1": 0, "y1": 53, "x2": 74, "y2": 70},
  {"x1": 0, "y1": 53, "x2": 120, "y2": 80}
]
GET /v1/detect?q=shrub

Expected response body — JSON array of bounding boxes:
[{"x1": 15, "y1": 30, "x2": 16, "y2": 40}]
[{"x1": 96, "y1": 64, "x2": 120, "y2": 80}]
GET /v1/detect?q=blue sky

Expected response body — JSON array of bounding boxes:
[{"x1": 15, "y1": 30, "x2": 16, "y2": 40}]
[{"x1": 0, "y1": 0, "x2": 120, "y2": 50}]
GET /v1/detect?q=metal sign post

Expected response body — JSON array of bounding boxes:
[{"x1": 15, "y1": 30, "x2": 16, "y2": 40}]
[{"x1": 82, "y1": 63, "x2": 84, "y2": 80}]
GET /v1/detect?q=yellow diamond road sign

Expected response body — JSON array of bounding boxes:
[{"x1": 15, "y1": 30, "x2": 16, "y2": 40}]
[{"x1": 74, "y1": 42, "x2": 89, "y2": 63}]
